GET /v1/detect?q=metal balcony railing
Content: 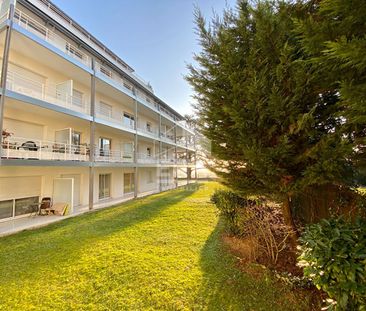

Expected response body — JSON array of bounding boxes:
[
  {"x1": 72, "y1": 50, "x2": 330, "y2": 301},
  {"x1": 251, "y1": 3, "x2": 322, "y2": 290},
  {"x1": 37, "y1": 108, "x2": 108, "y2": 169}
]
[
  {"x1": 176, "y1": 158, "x2": 187, "y2": 165},
  {"x1": 176, "y1": 138, "x2": 187, "y2": 147},
  {"x1": 137, "y1": 153, "x2": 158, "y2": 164},
  {"x1": 13, "y1": 9, "x2": 91, "y2": 67},
  {"x1": 137, "y1": 126, "x2": 158, "y2": 137},
  {"x1": 6, "y1": 71, "x2": 90, "y2": 114},
  {"x1": 160, "y1": 157, "x2": 176, "y2": 164},
  {"x1": 94, "y1": 150, "x2": 134, "y2": 163},
  {"x1": 1, "y1": 136, "x2": 89, "y2": 161},
  {"x1": 95, "y1": 109, "x2": 135, "y2": 131},
  {"x1": 160, "y1": 133, "x2": 175, "y2": 144}
]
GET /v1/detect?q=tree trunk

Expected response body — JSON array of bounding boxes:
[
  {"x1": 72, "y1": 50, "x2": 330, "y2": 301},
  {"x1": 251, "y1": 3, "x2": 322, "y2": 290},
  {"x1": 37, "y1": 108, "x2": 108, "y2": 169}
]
[{"x1": 282, "y1": 194, "x2": 299, "y2": 246}]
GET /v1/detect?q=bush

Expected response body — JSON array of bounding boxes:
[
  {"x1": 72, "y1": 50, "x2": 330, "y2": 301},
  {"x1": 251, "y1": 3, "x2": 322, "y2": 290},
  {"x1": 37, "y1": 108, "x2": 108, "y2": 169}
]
[
  {"x1": 298, "y1": 217, "x2": 366, "y2": 310},
  {"x1": 210, "y1": 189, "x2": 250, "y2": 235},
  {"x1": 211, "y1": 189, "x2": 291, "y2": 264}
]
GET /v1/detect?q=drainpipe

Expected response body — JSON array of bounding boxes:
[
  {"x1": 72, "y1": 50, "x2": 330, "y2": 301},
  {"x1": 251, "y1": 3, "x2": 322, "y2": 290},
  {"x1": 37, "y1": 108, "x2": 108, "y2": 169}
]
[
  {"x1": 133, "y1": 97, "x2": 138, "y2": 198},
  {"x1": 88, "y1": 58, "x2": 96, "y2": 210},
  {"x1": 0, "y1": 4, "x2": 14, "y2": 166},
  {"x1": 158, "y1": 108, "x2": 162, "y2": 192}
]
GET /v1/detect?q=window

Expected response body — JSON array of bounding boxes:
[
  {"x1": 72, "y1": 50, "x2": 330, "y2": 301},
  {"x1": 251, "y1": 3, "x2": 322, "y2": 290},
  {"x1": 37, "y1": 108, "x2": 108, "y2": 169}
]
[
  {"x1": 71, "y1": 131, "x2": 81, "y2": 146},
  {"x1": 124, "y1": 173, "x2": 135, "y2": 193},
  {"x1": 99, "y1": 174, "x2": 111, "y2": 199},
  {"x1": 99, "y1": 137, "x2": 111, "y2": 156},
  {"x1": 123, "y1": 143, "x2": 133, "y2": 160},
  {"x1": 72, "y1": 89, "x2": 83, "y2": 108},
  {"x1": 0, "y1": 200, "x2": 13, "y2": 219},
  {"x1": 123, "y1": 112, "x2": 135, "y2": 129},
  {"x1": 98, "y1": 101, "x2": 112, "y2": 118},
  {"x1": 147, "y1": 147, "x2": 152, "y2": 157},
  {"x1": 146, "y1": 122, "x2": 152, "y2": 133},
  {"x1": 15, "y1": 196, "x2": 39, "y2": 216}
]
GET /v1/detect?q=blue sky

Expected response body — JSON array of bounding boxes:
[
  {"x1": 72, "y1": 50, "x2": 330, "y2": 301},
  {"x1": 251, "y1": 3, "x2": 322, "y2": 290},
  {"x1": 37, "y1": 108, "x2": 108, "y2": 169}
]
[{"x1": 51, "y1": 0, "x2": 237, "y2": 116}]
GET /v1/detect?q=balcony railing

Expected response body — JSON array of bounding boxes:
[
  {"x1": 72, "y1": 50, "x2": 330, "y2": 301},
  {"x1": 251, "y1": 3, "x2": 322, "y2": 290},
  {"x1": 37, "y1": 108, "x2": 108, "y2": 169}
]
[
  {"x1": 95, "y1": 110, "x2": 135, "y2": 131},
  {"x1": 6, "y1": 71, "x2": 90, "y2": 114},
  {"x1": 160, "y1": 157, "x2": 176, "y2": 164},
  {"x1": 187, "y1": 142, "x2": 196, "y2": 149},
  {"x1": 137, "y1": 153, "x2": 158, "y2": 164},
  {"x1": 176, "y1": 158, "x2": 187, "y2": 165},
  {"x1": 137, "y1": 126, "x2": 158, "y2": 137},
  {"x1": 1, "y1": 136, "x2": 89, "y2": 161},
  {"x1": 94, "y1": 150, "x2": 134, "y2": 163},
  {"x1": 176, "y1": 138, "x2": 187, "y2": 147},
  {"x1": 160, "y1": 133, "x2": 175, "y2": 144},
  {"x1": 13, "y1": 9, "x2": 91, "y2": 67}
]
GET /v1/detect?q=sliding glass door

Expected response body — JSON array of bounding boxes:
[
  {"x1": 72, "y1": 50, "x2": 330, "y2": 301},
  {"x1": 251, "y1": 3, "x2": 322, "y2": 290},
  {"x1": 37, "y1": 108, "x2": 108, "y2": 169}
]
[{"x1": 99, "y1": 174, "x2": 111, "y2": 200}]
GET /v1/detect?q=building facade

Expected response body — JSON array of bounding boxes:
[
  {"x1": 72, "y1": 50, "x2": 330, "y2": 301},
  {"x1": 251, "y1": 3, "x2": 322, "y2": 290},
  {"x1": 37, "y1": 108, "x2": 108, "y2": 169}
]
[{"x1": 0, "y1": 0, "x2": 196, "y2": 221}]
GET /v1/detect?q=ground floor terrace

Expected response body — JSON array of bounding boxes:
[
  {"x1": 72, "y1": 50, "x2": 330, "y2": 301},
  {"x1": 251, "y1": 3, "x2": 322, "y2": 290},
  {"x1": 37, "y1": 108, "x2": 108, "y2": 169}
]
[
  {"x1": 0, "y1": 182, "x2": 314, "y2": 310},
  {"x1": 0, "y1": 165, "x2": 195, "y2": 234}
]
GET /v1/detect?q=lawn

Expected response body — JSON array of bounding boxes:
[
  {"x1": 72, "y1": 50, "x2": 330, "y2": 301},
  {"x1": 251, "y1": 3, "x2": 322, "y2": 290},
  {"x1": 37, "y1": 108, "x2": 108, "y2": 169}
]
[{"x1": 0, "y1": 182, "x2": 312, "y2": 310}]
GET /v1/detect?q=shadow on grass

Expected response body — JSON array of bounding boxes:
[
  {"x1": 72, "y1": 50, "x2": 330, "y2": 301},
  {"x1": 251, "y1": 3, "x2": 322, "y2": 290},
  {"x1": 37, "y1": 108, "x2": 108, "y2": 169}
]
[
  {"x1": 198, "y1": 219, "x2": 304, "y2": 311},
  {"x1": 0, "y1": 185, "x2": 201, "y2": 283}
]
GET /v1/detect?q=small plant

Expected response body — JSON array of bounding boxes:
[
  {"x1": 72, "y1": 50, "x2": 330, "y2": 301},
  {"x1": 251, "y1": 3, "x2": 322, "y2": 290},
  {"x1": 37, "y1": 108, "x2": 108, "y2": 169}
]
[
  {"x1": 298, "y1": 217, "x2": 366, "y2": 310},
  {"x1": 1, "y1": 129, "x2": 13, "y2": 139},
  {"x1": 210, "y1": 189, "x2": 249, "y2": 235},
  {"x1": 211, "y1": 189, "x2": 292, "y2": 264}
]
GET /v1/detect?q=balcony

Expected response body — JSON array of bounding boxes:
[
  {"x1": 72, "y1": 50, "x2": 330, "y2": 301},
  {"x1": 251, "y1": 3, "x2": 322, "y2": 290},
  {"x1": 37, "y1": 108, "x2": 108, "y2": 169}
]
[
  {"x1": 137, "y1": 153, "x2": 158, "y2": 164},
  {"x1": 160, "y1": 157, "x2": 176, "y2": 165},
  {"x1": 176, "y1": 138, "x2": 187, "y2": 148},
  {"x1": 95, "y1": 61, "x2": 135, "y2": 97},
  {"x1": 137, "y1": 126, "x2": 158, "y2": 138},
  {"x1": 6, "y1": 71, "x2": 90, "y2": 115},
  {"x1": 94, "y1": 150, "x2": 134, "y2": 163},
  {"x1": 95, "y1": 110, "x2": 135, "y2": 132},
  {"x1": 176, "y1": 158, "x2": 187, "y2": 165},
  {"x1": 160, "y1": 133, "x2": 175, "y2": 144},
  {"x1": 13, "y1": 9, "x2": 91, "y2": 68},
  {"x1": 1, "y1": 136, "x2": 89, "y2": 161}
]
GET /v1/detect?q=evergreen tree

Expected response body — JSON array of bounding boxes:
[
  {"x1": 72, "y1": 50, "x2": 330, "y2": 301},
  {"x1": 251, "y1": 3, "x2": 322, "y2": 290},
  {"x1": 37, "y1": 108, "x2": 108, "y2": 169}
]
[
  {"x1": 186, "y1": 1, "x2": 359, "y2": 237},
  {"x1": 295, "y1": 0, "x2": 366, "y2": 169}
]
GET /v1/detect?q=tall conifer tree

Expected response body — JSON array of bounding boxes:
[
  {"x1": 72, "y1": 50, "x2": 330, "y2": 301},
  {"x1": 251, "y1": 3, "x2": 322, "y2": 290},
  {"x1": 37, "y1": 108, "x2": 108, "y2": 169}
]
[{"x1": 187, "y1": 1, "x2": 360, "y2": 236}]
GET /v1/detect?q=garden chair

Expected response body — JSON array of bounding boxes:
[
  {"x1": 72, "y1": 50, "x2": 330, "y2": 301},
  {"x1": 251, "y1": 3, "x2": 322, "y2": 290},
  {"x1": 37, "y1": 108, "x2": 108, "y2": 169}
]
[{"x1": 39, "y1": 197, "x2": 53, "y2": 215}]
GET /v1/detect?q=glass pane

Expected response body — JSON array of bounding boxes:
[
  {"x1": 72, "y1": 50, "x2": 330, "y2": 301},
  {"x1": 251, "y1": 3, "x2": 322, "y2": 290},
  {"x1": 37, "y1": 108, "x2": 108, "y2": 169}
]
[
  {"x1": 72, "y1": 132, "x2": 81, "y2": 145},
  {"x1": 124, "y1": 173, "x2": 134, "y2": 193},
  {"x1": 0, "y1": 200, "x2": 13, "y2": 219},
  {"x1": 99, "y1": 174, "x2": 111, "y2": 199},
  {"x1": 15, "y1": 196, "x2": 39, "y2": 216}
]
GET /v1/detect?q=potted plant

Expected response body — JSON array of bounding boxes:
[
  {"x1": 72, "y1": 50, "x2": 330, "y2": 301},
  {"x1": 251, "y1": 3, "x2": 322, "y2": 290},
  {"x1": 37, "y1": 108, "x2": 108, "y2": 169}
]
[{"x1": 2, "y1": 129, "x2": 13, "y2": 144}]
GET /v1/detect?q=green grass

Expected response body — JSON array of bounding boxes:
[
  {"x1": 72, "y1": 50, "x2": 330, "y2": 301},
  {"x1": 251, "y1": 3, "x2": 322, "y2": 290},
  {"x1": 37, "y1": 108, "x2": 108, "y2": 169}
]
[{"x1": 0, "y1": 182, "x2": 312, "y2": 310}]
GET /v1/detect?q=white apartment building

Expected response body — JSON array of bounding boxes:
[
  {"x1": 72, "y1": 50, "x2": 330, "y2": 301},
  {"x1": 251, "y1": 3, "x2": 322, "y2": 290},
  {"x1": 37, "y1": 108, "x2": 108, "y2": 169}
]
[{"x1": 0, "y1": 0, "x2": 196, "y2": 222}]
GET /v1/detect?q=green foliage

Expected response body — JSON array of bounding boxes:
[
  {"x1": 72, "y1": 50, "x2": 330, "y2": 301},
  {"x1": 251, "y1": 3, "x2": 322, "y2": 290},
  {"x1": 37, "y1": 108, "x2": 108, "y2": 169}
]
[
  {"x1": 186, "y1": 0, "x2": 361, "y2": 210},
  {"x1": 186, "y1": 0, "x2": 366, "y2": 235},
  {"x1": 298, "y1": 217, "x2": 366, "y2": 310},
  {"x1": 210, "y1": 189, "x2": 252, "y2": 234}
]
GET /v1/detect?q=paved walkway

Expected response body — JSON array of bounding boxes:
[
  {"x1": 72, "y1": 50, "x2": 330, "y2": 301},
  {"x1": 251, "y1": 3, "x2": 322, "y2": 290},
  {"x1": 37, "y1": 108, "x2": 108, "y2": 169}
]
[{"x1": 0, "y1": 193, "x2": 135, "y2": 237}]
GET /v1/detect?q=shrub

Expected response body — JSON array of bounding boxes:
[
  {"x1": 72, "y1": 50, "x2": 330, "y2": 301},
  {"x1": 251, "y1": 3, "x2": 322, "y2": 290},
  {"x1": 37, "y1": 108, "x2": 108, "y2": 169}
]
[
  {"x1": 211, "y1": 189, "x2": 291, "y2": 264},
  {"x1": 298, "y1": 217, "x2": 366, "y2": 310},
  {"x1": 210, "y1": 189, "x2": 249, "y2": 235}
]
